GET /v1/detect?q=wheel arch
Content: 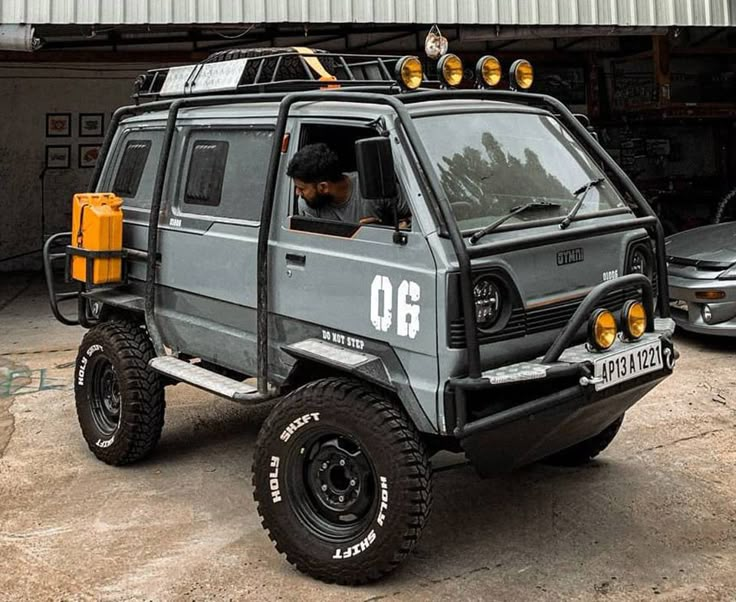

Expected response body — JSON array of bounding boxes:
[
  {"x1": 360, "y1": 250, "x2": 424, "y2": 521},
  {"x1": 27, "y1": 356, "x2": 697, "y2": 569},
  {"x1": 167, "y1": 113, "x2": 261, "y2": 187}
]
[{"x1": 282, "y1": 339, "x2": 436, "y2": 435}]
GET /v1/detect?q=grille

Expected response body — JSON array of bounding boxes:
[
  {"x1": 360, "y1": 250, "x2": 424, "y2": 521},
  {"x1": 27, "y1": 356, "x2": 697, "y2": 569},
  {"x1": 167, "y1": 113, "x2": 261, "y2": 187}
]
[
  {"x1": 449, "y1": 286, "x2": 642, "y2": 348},
  {"x1": 450, "y1": 307, "x2": 526, "y2": 346}
]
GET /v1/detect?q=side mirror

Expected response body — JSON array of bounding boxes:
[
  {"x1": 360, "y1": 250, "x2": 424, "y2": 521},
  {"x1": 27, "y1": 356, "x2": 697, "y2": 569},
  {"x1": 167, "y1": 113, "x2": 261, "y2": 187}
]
[
  {"x1": 355, "y1": 137, "x2": 397, "y2": 200},
  {"x1": 574, "y1": 113, "x2": 599, "y2": 141}
]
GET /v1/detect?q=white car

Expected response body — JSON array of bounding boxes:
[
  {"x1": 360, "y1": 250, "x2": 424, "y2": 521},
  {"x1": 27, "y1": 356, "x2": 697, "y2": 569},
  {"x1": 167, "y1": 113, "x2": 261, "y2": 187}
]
[{"x1": 667, "y1": 222, "x2": 736, "y2": 335}]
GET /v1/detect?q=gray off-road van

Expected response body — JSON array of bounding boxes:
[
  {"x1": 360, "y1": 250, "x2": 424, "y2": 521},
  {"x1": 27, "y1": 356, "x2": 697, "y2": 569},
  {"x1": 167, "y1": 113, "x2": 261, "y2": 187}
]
[{"x1": 45, "y1": 48, "x2": 677, "y2": 584}]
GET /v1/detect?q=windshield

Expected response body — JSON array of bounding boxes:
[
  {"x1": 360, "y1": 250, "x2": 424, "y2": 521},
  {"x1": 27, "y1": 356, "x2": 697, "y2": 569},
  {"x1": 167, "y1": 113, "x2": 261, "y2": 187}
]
[{"x1": 414, "y1": 111, "x2": 626, "y2": 231}]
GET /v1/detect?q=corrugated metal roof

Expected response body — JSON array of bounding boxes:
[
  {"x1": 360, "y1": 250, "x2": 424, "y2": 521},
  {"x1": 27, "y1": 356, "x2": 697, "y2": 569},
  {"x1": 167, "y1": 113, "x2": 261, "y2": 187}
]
[{"x1": 2, "y1": 0, "x2": 735, "y2": 26}]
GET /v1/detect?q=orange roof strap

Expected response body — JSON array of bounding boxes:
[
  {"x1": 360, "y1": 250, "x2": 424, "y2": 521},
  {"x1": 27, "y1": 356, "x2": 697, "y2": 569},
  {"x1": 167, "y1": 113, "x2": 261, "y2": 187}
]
[{"x1": 291, "y1": 46, "x2": 340, "y2": 89}]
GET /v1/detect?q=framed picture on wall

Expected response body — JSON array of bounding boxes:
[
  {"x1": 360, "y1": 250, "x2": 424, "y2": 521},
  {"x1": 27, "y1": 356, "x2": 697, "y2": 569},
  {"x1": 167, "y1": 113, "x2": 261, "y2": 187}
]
[
  {"x1": 79, "y1": 113, "x2": 104, "y2": 137},
  {"x1": 46, "y1": 113, "x2": 71, "y2": 137},
  {"x1": 79, "y1": 144, "x2": 101, "y2": 168},
  {"x1": 46, "y1": 145, "x2": 71, "y2": 169}
]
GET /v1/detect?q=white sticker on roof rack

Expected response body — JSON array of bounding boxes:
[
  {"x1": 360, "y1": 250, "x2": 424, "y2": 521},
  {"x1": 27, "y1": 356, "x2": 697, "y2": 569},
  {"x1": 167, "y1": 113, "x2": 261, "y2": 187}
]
[
  {"x1": 160, "y1": 65, "x2": 196, "y2": 96},
  {"x1": 192, "y1": 58, "x2": 248, "y2": 93}
]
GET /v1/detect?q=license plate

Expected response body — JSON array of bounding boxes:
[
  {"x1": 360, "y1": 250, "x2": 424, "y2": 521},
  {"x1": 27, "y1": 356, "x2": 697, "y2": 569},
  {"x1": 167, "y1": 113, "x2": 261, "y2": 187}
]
[
  {"x1": 670, "y1": 299, "x2": 688, "y2": 312},
  {"x1": 593, "y1": 340, "x2": 663, "y2": 391}
]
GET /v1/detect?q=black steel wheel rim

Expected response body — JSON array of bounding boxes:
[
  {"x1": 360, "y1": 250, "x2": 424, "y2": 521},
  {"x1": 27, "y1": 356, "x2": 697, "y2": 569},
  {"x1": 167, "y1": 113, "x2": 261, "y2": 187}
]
[
  {"x1": 89, "y1": 355, "x2": 121, "y2": 436},
  {"x1": 286, "y1": 428, "x2": 377, "y2": 543}
]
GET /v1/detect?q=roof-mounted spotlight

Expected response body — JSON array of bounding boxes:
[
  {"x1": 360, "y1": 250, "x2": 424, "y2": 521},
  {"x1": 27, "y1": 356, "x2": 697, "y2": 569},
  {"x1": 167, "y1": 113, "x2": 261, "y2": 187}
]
[
  {"x1": 438, "y1": 53, "x2": 464, "y2": 88},
  {"x1": 509, "y1": 59, "x2": 534, "y2": 91},
  {"x1": 395, "y1": 55, "x2": 423, "y2": 91},
  {"x1": 475, "y1": 55, "x2": 502, "y2": 88}
]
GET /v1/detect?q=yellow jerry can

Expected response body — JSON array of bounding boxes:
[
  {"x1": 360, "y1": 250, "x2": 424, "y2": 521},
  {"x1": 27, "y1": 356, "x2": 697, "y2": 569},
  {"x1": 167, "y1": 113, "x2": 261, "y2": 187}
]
[{"x1": 70, "y1": 193, "x2": 124, "y2": 285}]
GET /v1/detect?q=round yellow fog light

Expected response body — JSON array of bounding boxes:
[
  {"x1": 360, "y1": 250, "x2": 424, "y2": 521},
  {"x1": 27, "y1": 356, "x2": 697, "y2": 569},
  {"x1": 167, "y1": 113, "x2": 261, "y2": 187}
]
[
  {"x1": 438, "y1": 53, "x2": 464, "y2": 87},
  {"x1": 396, "y1": 56, "x2": 423, "y2": 90},
  {"x1": 589, "y1": 309, "x2": 618, "y2": 351},
  {"x1": 510, "y1": 59, "x2": 534, "y2": 91},
  {"x1": 622, "y1": 300, "x2": 647, "y2": 340},
  {"x1": 476, "y1": 55, "x2": 502, "y2": 88}
]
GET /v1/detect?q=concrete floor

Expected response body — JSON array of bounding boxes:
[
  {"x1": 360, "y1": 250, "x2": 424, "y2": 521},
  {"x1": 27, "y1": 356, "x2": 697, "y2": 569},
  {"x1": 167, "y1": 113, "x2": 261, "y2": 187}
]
[{"x1": 1, "y1": 273, "x2": 735, "y2": 601}]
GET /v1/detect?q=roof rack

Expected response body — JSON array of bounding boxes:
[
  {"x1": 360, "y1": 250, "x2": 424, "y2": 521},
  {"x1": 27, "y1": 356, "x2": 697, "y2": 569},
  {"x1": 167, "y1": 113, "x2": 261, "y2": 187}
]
[{"x1": 133, "y1": 48, "x2": 411, "y2": 100}]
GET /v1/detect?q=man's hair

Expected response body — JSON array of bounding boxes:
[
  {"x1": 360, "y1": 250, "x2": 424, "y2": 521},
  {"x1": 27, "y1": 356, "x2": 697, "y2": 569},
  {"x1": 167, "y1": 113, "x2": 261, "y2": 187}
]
[{"x1": 286, "y1": 143, "x2": 343, "y2": 183}]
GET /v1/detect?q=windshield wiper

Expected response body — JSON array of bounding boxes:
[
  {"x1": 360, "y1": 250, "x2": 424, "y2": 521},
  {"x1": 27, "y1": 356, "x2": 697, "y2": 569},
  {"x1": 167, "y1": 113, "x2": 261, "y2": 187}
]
[
  {"x1": 559, "y1": 178, "x2": 605, "y2": 230},
  {"x1": 469, "y1": 200, "x2": 561, "y2": 245}
]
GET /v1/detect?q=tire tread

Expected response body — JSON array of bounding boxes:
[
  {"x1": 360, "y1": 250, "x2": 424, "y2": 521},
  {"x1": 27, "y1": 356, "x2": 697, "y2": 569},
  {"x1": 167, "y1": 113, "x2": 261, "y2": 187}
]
[
  {"x1": 75, "y1": 320, "x2": 165, "y2": 465},
  {"x1": 252, "y1": 377, "x2": 432, "y2": 585}
]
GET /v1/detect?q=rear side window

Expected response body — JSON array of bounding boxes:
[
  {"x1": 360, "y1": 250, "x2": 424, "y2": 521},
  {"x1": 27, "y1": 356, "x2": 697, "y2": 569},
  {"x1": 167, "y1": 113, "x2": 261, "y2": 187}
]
[
  {"x1": 184, "y1": 141, "x2": 229, "y2": 206},
  {"x1": 106, "y1": 130, "x2": 163, "y2": 209},
  {"x1": 113, "y1": 141, "x2": 150, "y2": 197},
  {"x1": 178, "y1": 128, "x2": 274, "y2": 222}
]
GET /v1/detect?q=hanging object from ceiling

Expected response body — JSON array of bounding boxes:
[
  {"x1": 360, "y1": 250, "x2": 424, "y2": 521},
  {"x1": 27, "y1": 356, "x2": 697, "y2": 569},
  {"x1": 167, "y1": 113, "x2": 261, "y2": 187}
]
[{"x1": 424, "y1": 24, "x2": 448, "y2": 60}]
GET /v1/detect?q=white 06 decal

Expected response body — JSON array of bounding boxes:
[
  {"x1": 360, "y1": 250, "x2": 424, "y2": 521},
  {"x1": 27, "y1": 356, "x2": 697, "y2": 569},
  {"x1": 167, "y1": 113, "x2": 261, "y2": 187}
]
[{"x1": 370, "y1": 275, "x2": 420, "y2": 339}]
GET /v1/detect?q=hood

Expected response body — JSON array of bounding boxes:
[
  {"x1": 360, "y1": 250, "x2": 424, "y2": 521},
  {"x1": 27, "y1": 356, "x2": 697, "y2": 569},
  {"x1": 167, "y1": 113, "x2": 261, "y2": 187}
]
[{"x1": 665, "y1": 222, "x2": 736, "y2": 267}]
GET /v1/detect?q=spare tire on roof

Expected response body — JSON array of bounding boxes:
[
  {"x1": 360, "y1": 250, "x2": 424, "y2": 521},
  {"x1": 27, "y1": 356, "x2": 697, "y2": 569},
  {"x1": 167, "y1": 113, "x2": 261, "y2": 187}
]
[{"x1": 204, "y1": 47, "x2": 337, "y2": 83}]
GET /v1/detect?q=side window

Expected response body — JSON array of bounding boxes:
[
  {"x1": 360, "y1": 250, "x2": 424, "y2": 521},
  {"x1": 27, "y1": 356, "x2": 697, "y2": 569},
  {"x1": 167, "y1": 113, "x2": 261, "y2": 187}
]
[
  {"x1": 113, "y1": 141, "x2": 150, "y2": 197},
  {"x1": 107, "y1": 131, "x2": 163, "y2": 209},
  {"x1": 184, "y1": 141, "x2": 228, "y2": 207},
  {"x1": 288, "y1": 123, "x2": 412, "y2": 234},
  {"x1": 179, "y1": 128, "x2": 274, "y2": 222}
]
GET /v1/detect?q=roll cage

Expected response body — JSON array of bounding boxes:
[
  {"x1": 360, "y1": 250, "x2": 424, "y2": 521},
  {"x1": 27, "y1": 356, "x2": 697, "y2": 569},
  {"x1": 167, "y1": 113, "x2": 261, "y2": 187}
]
[{"x1": 50, "y1": 78, "x2": 670, "y2": 395}]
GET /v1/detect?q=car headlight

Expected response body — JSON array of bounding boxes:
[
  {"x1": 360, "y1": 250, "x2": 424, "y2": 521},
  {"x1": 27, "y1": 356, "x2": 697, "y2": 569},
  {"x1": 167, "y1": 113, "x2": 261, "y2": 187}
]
[
  {"x1": 589, "y1": 309, "x2": 617, "y2": 351},
  {"x1": 509, "y1": 59, "x2": 534, "y2": 91},
  {"x1": 395, "y1": 56, "x2": 423, "y2": 90},
  {"x1": 719, "y1": 264, "x2": 736, "y2": 280},
  {"x1": 473, "y1": 277, "x2": 502, "y2": 328},
  {"x1": 438, "y1": 53, "x2": 463, "y2": 87},
  {"x1": 475, "y1": 55, "x2": 502, "y2": 88},
  {"x1": 621, "y1": 300, "x2": 647, "y2": 340},
  {"x1": 627, "y1": 244, "x2": 653, "y2": 279}
]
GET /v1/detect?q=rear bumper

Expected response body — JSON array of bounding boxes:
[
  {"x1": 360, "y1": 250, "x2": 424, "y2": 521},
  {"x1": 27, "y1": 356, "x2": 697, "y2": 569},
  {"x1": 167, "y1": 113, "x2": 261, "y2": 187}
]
[{"x1": 449, "y1": 310, "x2": 675, "y2": 476}]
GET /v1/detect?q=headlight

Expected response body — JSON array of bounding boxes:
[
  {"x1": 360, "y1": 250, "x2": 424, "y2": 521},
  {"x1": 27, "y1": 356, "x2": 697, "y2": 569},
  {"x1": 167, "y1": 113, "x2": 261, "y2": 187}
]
[
  {"x1": 589, "y1": 309, "x2": 617, "y2": 351},
  {"x1": 702, "y1": 305, "x2": 713, "y2": 323},
  {"x1": 395, "y1": 56, "x2": 423, "y2": 90},
  {"x1": 719, "y1": 264, "x2": 736, "y2": 280},
  {"x1": 622, "y1": 300, "x2": 646, "y2": 340},
  {"x1": 475, "y1": 55, "x2": 502, "y2": 88},
  {"x1": 509, "y1": 59, "x2": 534, "y2": 91},
  {"x1": 473, "y1": 277, "x2": 501, "y2": 328},
  {"x1": 627, "y1": 244, "x2": 653, "y2": 279},
  {"x1": 438, "y1": 53, "x2": 463, "y2": 87}
]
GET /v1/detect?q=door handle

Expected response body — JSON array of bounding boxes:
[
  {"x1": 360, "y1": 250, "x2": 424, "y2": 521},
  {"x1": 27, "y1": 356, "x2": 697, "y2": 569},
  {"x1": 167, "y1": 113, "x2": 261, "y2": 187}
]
[{"x1": 285, "y1": 253, "x2": 306, "y2": 267}]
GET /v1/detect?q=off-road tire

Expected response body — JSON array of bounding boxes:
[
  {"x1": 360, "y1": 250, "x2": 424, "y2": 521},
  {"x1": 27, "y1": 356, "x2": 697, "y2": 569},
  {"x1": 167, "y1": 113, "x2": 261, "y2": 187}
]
[
  {"x1": 713, "y1": 186, "x2": 736, "y2": 224},
  {"x1": 252, "y1": 377, "x2": 432, "y2": 585},
  {"x1": 74, "y1": 320, "x2": 165, "y2": 465},
  {"x1": 543, "y1": 415, "x2": 625, "y2": 467},
  {"x1": 205, "y1": 47, "x2": 336, "y2": 82}
]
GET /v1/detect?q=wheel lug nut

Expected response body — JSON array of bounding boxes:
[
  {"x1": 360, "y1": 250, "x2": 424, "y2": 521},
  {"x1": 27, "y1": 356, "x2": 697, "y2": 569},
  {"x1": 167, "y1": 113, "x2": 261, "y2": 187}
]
[
  {"x1": 321, "y1": 484, "x2": 327, "y2": 491},
  {"x1": 339, "y1": 459, "x2": 346, "y2": 466}
]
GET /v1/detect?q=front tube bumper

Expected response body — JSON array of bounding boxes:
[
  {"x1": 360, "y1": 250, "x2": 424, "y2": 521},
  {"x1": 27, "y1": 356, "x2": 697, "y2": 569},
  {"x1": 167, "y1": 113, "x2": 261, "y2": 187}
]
[{"x1": 448, "y1": 275, "x2": 675, "y2": 475}]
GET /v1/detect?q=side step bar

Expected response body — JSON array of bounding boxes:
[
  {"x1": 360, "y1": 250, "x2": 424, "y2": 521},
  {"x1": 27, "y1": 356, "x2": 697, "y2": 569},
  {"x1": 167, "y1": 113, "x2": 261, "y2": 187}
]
[{"x1": 149, "y1": 356, "x2": 276, "y2": 403}]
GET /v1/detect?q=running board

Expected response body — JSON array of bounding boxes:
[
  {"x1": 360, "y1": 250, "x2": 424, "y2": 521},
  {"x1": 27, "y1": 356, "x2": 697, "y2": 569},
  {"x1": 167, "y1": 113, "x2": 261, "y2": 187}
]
[{"x1": 149, "y1": 356, "x2": 273, "y2": 403}]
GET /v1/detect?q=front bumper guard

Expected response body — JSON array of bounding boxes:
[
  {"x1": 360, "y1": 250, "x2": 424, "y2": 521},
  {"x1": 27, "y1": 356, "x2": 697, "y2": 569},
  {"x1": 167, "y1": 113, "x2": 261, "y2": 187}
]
[{"x1": 448, "y1": 275, "x2": 676, "y2": 475}]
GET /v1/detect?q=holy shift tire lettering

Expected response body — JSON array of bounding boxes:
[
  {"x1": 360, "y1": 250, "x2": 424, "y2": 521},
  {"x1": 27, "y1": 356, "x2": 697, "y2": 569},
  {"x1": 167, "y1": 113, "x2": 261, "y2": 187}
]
[
  {"x1": 74, "y1": 320, "x2": 165, "y2": 465},
  {"x1": 252, "y1": 377, "x2": 432, "y2": 585}
]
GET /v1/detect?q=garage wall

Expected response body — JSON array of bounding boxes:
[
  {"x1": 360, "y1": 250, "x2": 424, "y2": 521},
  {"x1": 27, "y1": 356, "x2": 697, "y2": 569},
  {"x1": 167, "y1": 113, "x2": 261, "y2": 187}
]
[
  {"x1": 4, "y1": 0, "x2": 735, "y2": 26},
  {"x1": 0, "y1": 63, "x2": 152, "y2": 271}
]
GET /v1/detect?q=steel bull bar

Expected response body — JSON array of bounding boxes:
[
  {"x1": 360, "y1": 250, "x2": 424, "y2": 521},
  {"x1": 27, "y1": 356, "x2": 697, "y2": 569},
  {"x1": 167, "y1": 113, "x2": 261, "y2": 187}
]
[{"x1": 449, "y1": 274, "x2": 676, "y2": 476}]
